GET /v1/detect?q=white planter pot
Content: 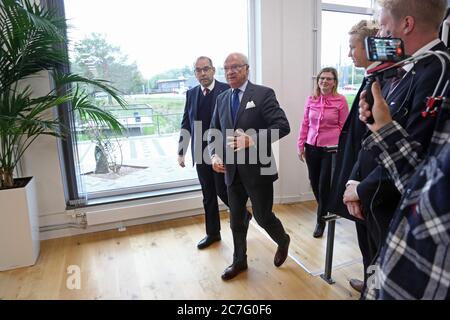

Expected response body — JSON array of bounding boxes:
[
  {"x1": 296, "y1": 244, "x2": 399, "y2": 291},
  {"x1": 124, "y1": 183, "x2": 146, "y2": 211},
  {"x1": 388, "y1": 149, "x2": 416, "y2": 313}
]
[{"x1": 0, "y1": 177, "x2": 40, "y2": 271}]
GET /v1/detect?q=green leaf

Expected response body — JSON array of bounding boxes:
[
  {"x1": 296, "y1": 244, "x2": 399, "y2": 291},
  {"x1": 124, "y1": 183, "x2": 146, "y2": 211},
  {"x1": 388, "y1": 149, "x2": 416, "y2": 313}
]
[{"x1": 0, "y1": 0, "x2": 127, "y2": 187}]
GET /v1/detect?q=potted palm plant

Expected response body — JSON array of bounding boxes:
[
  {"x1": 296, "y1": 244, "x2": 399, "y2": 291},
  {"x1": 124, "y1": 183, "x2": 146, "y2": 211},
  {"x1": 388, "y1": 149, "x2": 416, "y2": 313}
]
[{"x1": 0, "y1": 0, "x2": 126, "y2": 270}]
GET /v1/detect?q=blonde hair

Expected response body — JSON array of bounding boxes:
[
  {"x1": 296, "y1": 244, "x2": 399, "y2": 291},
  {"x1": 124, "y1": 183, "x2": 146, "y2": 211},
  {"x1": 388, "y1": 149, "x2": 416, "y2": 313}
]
[
  {"x1": 314, "y1": 67, "x2": 338, "y2": 98},
  {"x1": 378, "y1": 0, "x2": 447, "y2": 32},
  {"x1": 349, "y1": 20, "x2": 380, "y2": 44}
]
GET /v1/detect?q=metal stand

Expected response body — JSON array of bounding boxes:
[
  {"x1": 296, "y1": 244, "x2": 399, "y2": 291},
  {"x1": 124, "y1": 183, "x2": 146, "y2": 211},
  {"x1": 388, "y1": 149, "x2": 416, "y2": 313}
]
[
  {"x1": 320, "y1": 147, "x2": 340, "y2": 284},
  {"x1": 320, "y1": 213, "x2": 340, "y2": 284}
]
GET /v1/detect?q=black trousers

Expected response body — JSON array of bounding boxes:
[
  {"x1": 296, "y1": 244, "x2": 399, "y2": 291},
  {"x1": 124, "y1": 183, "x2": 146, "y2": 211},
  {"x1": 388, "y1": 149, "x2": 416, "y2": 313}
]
[
  {"x1": 304, "y1": 143, "x2": 333, "y2": 224},
  {"x1": 227, "y1": 170, "x2": 288, "y2": 263},
  {"x1": 196, "y1": 163, "x2": 229, "y2": 236},
  {"x1": 355, "y1": 220, "x2": 377, "y2": 291}
]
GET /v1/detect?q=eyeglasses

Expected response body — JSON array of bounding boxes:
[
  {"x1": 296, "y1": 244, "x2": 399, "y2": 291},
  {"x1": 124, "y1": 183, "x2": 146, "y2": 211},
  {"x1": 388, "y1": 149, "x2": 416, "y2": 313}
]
[
  {"x1": 318, "y1": 77, "x2": 335, "y2": 81},
  {"x1": 223, "y1": 64, "x2": 247, "y2": 72},
  {"x1": 194, "y1": 66, "x2": 213, "y2": 74}
]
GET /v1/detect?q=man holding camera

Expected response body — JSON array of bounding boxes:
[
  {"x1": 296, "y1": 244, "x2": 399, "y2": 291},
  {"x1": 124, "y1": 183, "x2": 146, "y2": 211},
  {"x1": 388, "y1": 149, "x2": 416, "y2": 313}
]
[
  {"x1": 359, "y1": 81, "x2": 450, "y2": 299},
  {"x1": 343, "y1": 0, "x2": 449, "y2": 292}
]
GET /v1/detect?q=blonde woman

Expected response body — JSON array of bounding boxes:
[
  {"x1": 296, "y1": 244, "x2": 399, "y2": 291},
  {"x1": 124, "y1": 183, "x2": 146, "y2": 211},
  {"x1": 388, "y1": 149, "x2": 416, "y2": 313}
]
[
  {"x1": 328, "y1": 19, "x2": 380, "y2": 295},
  {"x1": 298, "y1": 67, "x2": 349, "y2": 238}
]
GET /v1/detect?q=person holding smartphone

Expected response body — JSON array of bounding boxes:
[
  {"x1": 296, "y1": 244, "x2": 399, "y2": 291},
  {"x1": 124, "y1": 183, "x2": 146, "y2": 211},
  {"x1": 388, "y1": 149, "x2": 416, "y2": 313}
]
[
  {"x1": 297, "y1": 67, "x2": 349, "y2": 238},
  {"x1": 359, "y1": 81, "x2": 450, "y2": 299}
]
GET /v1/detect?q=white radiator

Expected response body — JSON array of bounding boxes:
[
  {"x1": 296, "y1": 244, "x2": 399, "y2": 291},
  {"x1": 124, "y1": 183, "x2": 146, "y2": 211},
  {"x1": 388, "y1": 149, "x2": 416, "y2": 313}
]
[{"x1": 85, "y1": 194, "x2": 204, "y2": 226}]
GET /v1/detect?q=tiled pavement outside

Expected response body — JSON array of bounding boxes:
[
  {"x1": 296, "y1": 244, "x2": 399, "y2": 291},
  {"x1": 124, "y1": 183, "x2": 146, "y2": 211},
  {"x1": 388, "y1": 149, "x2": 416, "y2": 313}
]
[{"x1": 77, "y1": 133, "x2": 198, "y2": 193}]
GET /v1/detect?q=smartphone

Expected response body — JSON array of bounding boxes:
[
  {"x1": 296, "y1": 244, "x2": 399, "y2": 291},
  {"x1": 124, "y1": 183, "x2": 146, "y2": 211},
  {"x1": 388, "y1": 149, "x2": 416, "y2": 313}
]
[{"x1": 365, "y1": 36, "x2": 406, "y2": 62}]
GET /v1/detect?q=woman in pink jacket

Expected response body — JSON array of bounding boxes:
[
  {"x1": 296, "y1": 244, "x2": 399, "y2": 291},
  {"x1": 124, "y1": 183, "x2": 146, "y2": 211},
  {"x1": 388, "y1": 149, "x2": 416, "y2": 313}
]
[{"x1": 298, "y1": 67, "x2": 349, "y2": 238}]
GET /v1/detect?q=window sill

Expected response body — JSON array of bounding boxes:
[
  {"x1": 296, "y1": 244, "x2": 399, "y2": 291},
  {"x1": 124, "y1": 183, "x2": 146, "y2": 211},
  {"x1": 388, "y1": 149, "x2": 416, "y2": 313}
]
[{"x1": 68, "y1": 184, "x2": 202, "y2": 209}]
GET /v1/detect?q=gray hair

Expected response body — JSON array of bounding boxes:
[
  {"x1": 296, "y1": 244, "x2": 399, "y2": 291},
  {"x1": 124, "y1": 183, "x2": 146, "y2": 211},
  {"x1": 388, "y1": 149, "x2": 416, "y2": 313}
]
[
  {"x1": 194, "y1": 56, "x2": 213, "y2": 67},
  {"x1": 225, "y1": 52, "x2": 249, "y2": 65}
]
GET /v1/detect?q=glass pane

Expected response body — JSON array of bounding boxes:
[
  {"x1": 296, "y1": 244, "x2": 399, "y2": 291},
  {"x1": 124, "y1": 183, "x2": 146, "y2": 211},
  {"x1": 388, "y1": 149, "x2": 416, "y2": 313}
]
[
  {"x1": 321, "y1": 10, "x2": 372, "y2": 106},
  {"x1": 322, "y1": 0, "x2": 372, "y2": 7},
  {"x1": 64, "y1": 0, "x2": 249, "y2": 197}
]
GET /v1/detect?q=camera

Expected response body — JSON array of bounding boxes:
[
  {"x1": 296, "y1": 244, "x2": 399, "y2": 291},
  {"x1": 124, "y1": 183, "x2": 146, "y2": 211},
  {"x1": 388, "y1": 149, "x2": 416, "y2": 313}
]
[
  {"x1": 362, "y1": 37, "x2": 407, "y2": 124},
  {"x1": 365, "y1": 36, "x2": 405, "y2": 62}
]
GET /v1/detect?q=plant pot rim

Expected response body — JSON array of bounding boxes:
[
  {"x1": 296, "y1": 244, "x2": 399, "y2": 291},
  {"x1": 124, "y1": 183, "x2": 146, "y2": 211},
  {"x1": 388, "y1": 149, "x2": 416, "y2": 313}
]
[{"x1": 0, "y1": 177, "x2": 33, "y2": 191}]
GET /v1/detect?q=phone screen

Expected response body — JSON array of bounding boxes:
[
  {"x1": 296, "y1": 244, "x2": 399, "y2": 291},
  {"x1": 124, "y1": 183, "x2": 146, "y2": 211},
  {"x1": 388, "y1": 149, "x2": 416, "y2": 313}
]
[{"x1": 365, "y1": 37, "x2": 405, "y2": 62}]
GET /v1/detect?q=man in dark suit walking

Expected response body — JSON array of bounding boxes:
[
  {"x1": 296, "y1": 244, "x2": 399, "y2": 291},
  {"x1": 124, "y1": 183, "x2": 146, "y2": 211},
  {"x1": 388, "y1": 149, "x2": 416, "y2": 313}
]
[
  {"x1": 343, "y1": 0, "x2": 450, "y2": 289},
  {"x1": 209, "y1": 52, "x2": 291, "y2": 280},
  {"x1": 178, "y1": 56, "x2": 230, "y2": 250}
]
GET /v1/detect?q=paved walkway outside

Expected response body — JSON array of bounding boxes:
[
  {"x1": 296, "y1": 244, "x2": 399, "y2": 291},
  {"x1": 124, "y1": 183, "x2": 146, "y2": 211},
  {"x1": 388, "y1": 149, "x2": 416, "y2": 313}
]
[{"x1": 77, "y1": 133, "x2": 197, "y2": 193}]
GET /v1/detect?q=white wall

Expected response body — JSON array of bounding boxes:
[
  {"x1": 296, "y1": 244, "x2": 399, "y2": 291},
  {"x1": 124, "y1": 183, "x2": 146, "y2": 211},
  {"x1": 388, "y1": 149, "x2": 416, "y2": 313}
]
[
  {"x1": 258, "y1": 0, "x2": 315, "y2": 204},
  {"x1": 23, "y1": 0, "x2": 315, "y2": 239},
  {"x1": 21, "y1": 72, "x2": 67, "y2": 216}
]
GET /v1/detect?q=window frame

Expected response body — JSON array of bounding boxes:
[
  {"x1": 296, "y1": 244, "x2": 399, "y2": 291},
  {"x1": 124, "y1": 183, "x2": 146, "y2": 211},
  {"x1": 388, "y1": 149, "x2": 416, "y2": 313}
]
[
  {"x1": 322, "y1": 2, "x2": 375, "y2": 15},
  {"x1": 316, "y1": 0, "x2": 376, "y2": 79},
  {"x1": 48, "y1": 0, "x2": 254, "y2": 207}
]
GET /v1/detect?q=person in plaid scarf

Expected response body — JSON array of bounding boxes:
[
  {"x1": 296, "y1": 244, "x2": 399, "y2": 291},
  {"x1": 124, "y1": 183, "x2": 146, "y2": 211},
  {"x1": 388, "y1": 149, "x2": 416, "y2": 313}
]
[{"x1": 359, "y1": 81, "x2": 450, "y2": 299}]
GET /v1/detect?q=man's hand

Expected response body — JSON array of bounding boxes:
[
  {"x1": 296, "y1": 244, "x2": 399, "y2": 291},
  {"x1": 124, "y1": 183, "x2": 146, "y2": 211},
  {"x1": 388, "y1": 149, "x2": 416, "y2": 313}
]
[
  {"x1": 343, "y1": 183, "x2": 360, "y2": 203},
  {"x1": 344, "y1": 183, "x2": 364, "y2": 220},
  {"x1": 211, "y1": 154, "x2": 226, "y2": 173},
  {"x1": 227, "y1": 129, "x2": 255, "y2": 152},
  {"x1": 298, "y1": 150, "x2": 305, "y2": 162},
  {"x1": 346, "y1": 201, "x2": 365, "y2": 220},
  {"x1": 178, "y1": 155, "x2": 185, "y2": 168},
  {"x1": 359, "y1": 81, "x2": 393, "y2": 132}
]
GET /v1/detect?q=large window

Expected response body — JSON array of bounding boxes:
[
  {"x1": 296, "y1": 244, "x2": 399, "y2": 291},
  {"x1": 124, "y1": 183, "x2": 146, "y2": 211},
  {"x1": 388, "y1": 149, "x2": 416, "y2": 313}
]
[
  {"x1": 62, "y1": 0, "x2": 249, "y2": 200},
  {"x1": 321, "y1": 1, "x2": 375, "y2": 106}
]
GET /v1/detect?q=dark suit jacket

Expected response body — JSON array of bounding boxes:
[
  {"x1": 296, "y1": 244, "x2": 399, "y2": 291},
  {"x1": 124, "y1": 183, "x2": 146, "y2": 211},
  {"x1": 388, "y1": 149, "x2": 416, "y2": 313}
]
[
  {"x1": 178, "y1": 80, "x2": 229, "y2": 164},
  {"x1": 328, "y1": 78, "x2": 368, "y2": 221},
  {"x1": 209, "y1": 81, "x2": 290, "y2": 186},
  {"x1": 350, "y1": 42, "x2": 450, "y2": 223}
]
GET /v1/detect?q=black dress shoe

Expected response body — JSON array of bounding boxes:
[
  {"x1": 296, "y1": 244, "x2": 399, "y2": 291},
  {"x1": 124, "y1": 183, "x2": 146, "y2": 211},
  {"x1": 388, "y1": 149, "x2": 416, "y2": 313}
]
[
  {"x1": 313, "y1": 223, "x2": 325, "y2": 238},
  {"x1": 197, "y1": 234, "x2": 221, "y2": 249},
  {"x1": 349, "y1": 278, "x2": 364, "y2": 293},
  {"x1": 221, "y1": 262, "x2": 248, "y2": 281},
  {"x1": 274, "y1": 234, "x2": 290, "y2": 267}
]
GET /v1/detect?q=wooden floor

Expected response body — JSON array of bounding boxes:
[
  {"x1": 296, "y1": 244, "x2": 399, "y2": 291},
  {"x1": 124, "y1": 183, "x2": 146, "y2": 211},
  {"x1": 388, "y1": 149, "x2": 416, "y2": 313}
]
[
  {"x1": 272, "y1": 202, "x2": 362, "y2": 274},
  {"x1": 0, "y1": 201, "x2": 363, "y2": 300}
]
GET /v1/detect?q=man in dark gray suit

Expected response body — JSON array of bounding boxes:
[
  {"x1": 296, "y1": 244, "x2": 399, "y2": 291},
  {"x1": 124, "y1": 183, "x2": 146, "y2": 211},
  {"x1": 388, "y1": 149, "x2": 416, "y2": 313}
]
[
  {"x1": 178, "y1": 56, "x2": 229, "y2": 250},
  {"x1": 209, "y1": 52, "x2": 291, "y2": 280}
]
